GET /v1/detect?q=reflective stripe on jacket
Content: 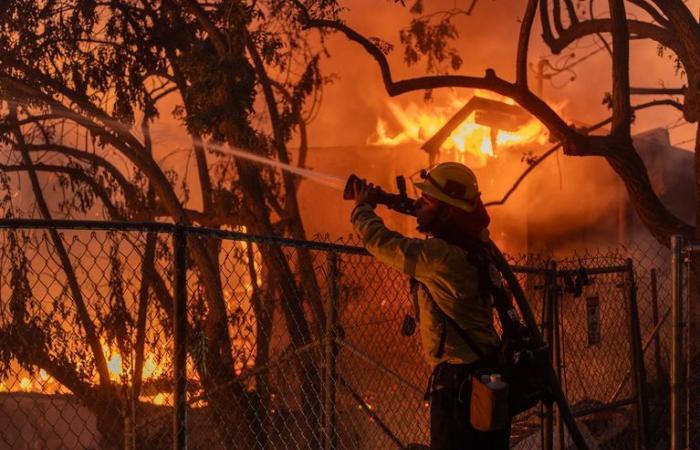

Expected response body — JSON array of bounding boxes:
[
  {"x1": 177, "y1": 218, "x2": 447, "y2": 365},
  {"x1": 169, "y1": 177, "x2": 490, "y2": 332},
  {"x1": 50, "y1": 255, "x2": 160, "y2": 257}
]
[{"x1": 351, "y1": 203, "x2": 500, "y2": 367}]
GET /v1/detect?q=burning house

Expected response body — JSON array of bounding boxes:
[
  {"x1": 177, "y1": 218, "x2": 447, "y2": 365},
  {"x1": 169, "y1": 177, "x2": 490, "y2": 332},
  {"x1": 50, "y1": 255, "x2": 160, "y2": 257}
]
[
  {"x1": 299, "y1": 95, "x2": 694, "y2": 259},
  {"x1": 290, "y1": 99, "x2": 690, "y2": 448},
  {"x1": 0, "y1": 0, "x2": 698, "y2": 447}
]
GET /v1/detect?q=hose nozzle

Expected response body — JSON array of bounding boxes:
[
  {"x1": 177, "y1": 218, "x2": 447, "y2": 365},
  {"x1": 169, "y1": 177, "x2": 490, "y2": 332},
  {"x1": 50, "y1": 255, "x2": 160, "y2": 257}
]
[{"x1": 343, "y1": 174, "x2": 416, "y2": 216}]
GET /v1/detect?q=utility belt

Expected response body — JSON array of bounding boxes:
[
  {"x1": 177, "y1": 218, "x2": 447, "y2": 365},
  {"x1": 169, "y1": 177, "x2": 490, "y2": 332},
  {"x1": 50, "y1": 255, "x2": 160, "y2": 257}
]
[
  {"x1": 425, "y1": 358, "x2": 497, "y2": 400},
  {"x1": 426, "y1": 359, "x2": 510, "y2": 432}
]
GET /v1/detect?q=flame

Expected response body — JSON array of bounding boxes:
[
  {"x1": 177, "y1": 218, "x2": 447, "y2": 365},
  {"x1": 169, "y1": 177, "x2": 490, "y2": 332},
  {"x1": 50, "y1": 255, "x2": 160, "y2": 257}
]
[
  {"x1": 1, "y1": 222, "x2": 262, "y2": 405},
  {"x1": 369, "y1": 90, "x2": 551, "y2": 167},
  {"x1": 101, "y1": 340, "x2": 165, "y2": 381},
  {"x1": 20, "y1": 377, "x2": 32, "y2": 391},
  {"x1": 107, "y1": 353, "x2": 124, "y2": 380},
  {"x1": 142, "y1": 355, "x2": 161, "y2": 379}
]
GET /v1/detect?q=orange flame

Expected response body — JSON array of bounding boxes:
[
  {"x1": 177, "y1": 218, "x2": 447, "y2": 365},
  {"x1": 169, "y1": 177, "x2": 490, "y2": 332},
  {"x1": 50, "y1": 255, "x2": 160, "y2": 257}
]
[
  {"x1": 19, "y1": 377, "x2": 32, "y2": 391},
  {"x1": 369, "y1": 91, "x2": 551, "y2": 167},
  {"x1": 101, "y1": 342, "x2": 166, "y2": 383}
]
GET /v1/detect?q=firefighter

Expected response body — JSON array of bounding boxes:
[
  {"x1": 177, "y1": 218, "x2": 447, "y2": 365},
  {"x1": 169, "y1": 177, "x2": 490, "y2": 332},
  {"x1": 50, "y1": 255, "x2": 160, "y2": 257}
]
[{"x1": 351, "y1": 162, "x2": 510, "y2": 450}]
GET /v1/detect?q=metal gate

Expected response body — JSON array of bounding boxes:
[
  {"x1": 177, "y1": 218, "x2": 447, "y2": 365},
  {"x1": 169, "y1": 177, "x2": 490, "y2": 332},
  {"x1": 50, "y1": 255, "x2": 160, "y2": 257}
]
[
  {"x1": 510, "y1": 259, "x2": 650, "y2": 449},
  {"x1": 670, "y1": 235, "x2": 700, "y2": 450}
]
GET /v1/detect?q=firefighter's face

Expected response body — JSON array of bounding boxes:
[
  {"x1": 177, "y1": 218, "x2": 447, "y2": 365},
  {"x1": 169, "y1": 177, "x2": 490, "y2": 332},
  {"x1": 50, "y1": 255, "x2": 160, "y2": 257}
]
[{"x1": 414, "y1": 193, "x2": 442, "y2": 232}]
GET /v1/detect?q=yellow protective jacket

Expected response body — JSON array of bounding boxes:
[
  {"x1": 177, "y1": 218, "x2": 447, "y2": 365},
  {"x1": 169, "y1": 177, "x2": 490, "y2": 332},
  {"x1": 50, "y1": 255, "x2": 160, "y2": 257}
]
[{"x1": 351, "y1": 203, "x2": 500, "y2": 367}]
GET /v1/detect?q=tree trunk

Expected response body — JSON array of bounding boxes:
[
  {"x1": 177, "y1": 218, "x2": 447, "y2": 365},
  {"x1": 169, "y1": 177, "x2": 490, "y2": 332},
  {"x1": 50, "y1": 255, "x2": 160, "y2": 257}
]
[{"x1": 224, "y1": 131, "x2": 322, "y2": 445}]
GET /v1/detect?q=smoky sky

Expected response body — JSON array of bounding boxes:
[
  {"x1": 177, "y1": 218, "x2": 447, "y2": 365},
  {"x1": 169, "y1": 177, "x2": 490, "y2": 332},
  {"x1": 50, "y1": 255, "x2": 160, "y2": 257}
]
[
  {"x1": 70, "y1": 0, "x2": 697, "y2": 244},
  {"x1": 306, "y1": 0, "x2": 698, "y2": 150}
]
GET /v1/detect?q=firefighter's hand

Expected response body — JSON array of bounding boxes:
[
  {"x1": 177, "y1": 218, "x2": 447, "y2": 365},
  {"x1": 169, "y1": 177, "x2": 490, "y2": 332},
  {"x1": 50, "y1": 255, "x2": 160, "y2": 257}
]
[{"x1": 353, "y1": 179, "x2": 379, "y2": 208}]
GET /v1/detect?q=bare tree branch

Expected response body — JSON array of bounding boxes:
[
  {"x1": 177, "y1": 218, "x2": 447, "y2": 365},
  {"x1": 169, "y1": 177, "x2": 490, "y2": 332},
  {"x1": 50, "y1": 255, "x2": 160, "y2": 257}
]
[
  {"x1": 295, "y1": 1, "x2": 696, "y2": 245},
  {"x1": 543, "y1": 18, "x2": 679, "y2": 54},
  {"x1": 7, "y1": 107, "x2": 112, "y2": 386},
  {"x1": 540, "y1": 0, "x2": 556, "y2": 44},
  {"x1": 590, "y1": 0, "x2": 613, "y2": 56},
  {"x1": 553, "y1": 0, "x2": 565, "y2": 34},
  {"x1": 631, "y1": 86, "x2": 686, "y2": 95},
  {"x1": 562, "y1": 0, "x2": 578, "y2": 25},
  {"x1": 19, "y1": 143, "x2": 139, "y2": 199},
  {"x1": 649, "y1": 1, "x2": 700, "y2": 69},
  {"x1": 609, "y1": 0, "x2": 632, "y2": 137},
  {"x1": 517, "y1": 0, "x2": 539, "y2": 87},
  {"x1": 628, "y1": 0, "x2": 670, "y2": 26},
  {"x1": 0, "y1": 163, "x2": 123, "y2": 219},
  {"x1": 485, "y1": 99, "x2": 684, "y2": 207},
  {"x1": 648, "y1": 1, "x2": 700, "y2": 125},
  {"x1": 298, "y1": 14, "x2": 583, "y2": 149}
]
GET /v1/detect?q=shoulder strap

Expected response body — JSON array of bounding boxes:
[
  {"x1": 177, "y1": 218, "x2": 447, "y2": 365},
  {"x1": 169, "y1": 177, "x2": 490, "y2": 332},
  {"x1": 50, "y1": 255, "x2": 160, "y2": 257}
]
[
  {"x1": 457, "y1": 240, "x2": 528, "y2": 341},
  {"x1": 421, "y1": 285, "x2": 488, "y2": 360}
]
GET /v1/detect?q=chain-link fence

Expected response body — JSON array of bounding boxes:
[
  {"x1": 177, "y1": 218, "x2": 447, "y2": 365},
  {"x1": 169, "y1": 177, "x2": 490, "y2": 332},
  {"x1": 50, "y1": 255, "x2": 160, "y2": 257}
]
[
  {"x1": 670, "y1": 236, "x2": 700, "y2": 450},
  {"x1": 0, "y1": 220, "x2": 678, "y2": 449},
  {"x1": 508, "y1": 255, "x2": 652, "y2": 450}
]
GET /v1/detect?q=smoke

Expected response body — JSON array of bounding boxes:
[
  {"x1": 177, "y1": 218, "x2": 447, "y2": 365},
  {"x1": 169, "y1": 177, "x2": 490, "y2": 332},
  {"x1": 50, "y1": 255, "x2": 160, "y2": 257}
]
[
  {"x1": 294, "y1": 140, "x2": 625, "y2": 253},
  {"x1": 292, "y1": 0, "x2": 698, "y2": 250},
  {"x1": 306, "y1": 1, "x2": 696, "y2": 149},
  {"x1": 9, "y1": 0, "x2": 693, "y2": 251}
]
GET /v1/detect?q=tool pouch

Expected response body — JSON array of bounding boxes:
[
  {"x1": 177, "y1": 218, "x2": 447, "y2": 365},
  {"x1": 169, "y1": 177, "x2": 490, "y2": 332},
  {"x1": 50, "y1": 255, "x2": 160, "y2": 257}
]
[{"x1": 469, "y1": 375, "x2": 509, "y2": 431}]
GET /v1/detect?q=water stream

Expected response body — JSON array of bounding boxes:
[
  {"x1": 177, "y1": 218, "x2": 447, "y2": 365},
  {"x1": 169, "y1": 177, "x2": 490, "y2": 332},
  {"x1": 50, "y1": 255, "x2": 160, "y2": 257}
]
[
  {"x1": 203, "y1": 141, "x2": 347, "y2": 191},
  {"x1": 10, "y1": 101, "x2": 348, "y2": 191}
]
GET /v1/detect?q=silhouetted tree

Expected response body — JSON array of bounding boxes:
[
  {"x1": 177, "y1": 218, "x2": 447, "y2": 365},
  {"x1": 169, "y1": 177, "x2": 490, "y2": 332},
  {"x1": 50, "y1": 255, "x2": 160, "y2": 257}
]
[
  {"x1": 297, "y1": 0, "x2": 698, "y2": 246},
  {"x1": 0, "y1": 1, "x2": 339, "y2": 447}
]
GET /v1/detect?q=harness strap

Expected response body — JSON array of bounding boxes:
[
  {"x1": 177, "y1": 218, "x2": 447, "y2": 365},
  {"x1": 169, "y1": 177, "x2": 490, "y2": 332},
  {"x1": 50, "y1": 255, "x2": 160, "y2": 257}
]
[
  {"x1": 426, "y1": 289, "x2": 489, "y2": 360},
  {"x1": 436, "y1": 318, "x2": 448, "y2": 358}
]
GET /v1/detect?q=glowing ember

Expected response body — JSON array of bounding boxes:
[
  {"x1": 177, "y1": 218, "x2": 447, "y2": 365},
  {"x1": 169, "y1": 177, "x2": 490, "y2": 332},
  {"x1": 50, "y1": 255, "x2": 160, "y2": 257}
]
[{"x1": 369, "y1": 90, "x2": 551, "y2": 166}]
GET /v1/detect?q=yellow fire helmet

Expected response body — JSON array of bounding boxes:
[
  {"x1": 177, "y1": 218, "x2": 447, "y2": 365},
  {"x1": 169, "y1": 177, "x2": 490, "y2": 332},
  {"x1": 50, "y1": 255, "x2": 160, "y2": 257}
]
[{"x1": 412, "y1": 162, "x2": 481, "y2": 212}]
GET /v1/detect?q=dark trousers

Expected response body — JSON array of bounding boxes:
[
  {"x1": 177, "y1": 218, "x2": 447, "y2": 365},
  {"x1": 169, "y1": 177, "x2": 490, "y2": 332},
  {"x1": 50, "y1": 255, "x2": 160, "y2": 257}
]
[{"x1": 429, "y1": 363, "x2": 510, "y2": 450}]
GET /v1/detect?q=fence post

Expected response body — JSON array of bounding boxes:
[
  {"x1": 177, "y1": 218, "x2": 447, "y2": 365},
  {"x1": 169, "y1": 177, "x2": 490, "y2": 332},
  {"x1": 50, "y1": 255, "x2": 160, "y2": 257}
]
[
  {"x1": 684, "y1": 248, "x2": 692, "y2": 448},
  {"x1": 650, "y1": 268, "x2": 662, "y2": 380},
  {"x1": 490, "y1": 245, "x2": 588, "y2": 449},
  {"x1": 543, "y1": 260, "x2": 555, "y2": 450},
  {"x1": 671, "y1": 234, "x2": 684, "y2": 450},
  {"x1": 625, "y1": 258, "x2": 650, "y2": 450},
  {"x1": 324, "y1": 252, "x2": 339, "y2": 450},
  {"x1": 553, "y1": 279, "x2": 565, "y2": 450},
  {"x1": 125, "y1": 386, "x2": 136, "y2": 450},
  {"x1": 173, "y1": 224, "x2": 188, "y2": 450}
]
